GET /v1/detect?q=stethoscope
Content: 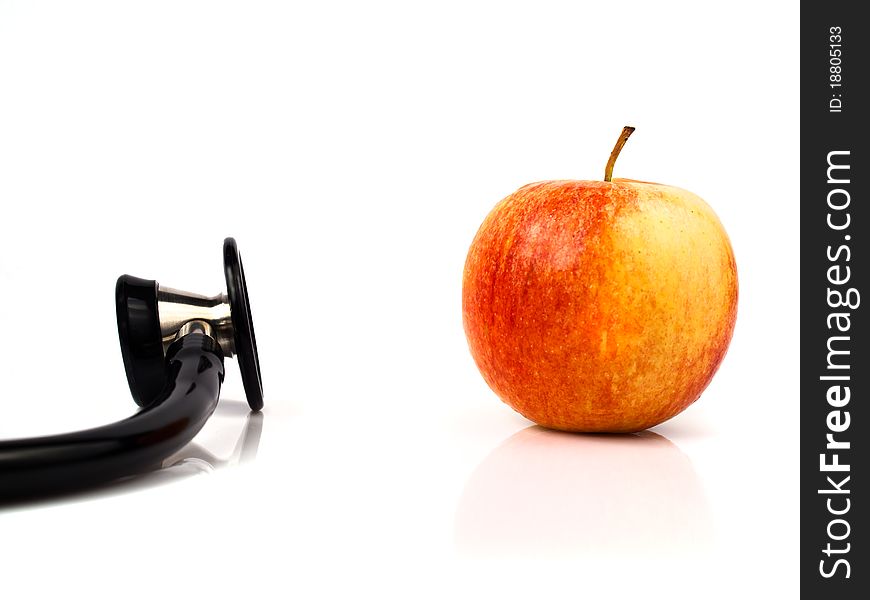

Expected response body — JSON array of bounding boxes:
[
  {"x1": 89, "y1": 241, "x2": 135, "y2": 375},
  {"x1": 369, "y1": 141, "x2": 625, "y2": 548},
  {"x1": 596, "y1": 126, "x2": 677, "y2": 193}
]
[{"x1": 0, "y1": 237, "x2": 263, "y2": 501}]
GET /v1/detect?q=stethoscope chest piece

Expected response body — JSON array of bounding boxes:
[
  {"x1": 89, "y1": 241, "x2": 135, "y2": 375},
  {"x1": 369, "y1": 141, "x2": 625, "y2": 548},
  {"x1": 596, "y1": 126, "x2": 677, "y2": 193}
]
[
  {"x1": 0, "y1": 237, "x2": 263, "y2": 501},
  {"x1": 116, "y1": 237, "x2": 263, "y2": 411}
]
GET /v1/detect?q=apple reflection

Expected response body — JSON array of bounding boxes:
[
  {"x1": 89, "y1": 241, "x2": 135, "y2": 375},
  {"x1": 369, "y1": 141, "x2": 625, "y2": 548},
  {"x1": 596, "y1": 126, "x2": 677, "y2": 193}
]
[{"x1": 455, "y1": 426, "x2": 712, "y2": 557}]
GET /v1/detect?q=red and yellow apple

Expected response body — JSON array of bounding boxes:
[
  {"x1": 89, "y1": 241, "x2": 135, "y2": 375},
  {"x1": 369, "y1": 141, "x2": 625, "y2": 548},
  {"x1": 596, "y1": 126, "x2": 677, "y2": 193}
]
[{"x1": 462, "y1": 127, "x2": 738, "y2": 432}]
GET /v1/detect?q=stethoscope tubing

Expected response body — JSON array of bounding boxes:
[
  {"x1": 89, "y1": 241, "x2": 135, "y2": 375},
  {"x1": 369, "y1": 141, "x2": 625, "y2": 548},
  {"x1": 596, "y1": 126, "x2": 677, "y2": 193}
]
[{"x1": 0, "y1": 333, "x2": 224, "y2": 501}]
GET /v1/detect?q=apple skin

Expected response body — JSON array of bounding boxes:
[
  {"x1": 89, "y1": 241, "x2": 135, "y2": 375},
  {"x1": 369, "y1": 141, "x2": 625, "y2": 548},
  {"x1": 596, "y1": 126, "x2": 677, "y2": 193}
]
[{"x1": 462, "y1": 178, "x2": 738, "y2": 432}]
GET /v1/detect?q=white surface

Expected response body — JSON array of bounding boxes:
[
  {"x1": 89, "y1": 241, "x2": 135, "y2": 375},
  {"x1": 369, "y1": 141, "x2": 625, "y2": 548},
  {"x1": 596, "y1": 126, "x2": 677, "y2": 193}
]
[{"x1": 0, "y1": 1, "x2": 798, "y2": 598}]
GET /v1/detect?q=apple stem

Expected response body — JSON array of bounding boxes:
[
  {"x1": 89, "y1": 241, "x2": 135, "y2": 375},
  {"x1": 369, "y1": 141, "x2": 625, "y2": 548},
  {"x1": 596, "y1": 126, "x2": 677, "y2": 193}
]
[{"x1": 604, "y1": 126, "x2": 636, "y2": 182}]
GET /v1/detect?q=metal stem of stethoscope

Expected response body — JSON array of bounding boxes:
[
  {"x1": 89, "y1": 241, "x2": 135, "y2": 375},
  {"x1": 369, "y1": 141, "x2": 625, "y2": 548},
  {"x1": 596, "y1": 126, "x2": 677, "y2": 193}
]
[{"x1": 0, "y1": 237, "x2": 264, "y2": 502}]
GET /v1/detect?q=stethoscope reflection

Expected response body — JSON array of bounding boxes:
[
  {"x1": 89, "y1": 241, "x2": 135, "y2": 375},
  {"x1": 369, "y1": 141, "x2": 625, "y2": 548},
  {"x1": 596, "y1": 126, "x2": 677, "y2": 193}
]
[
  {"x1": 455, "y1": 426, "x2": 712, "y2": 558},
  {"x1": 157, "y1": 408, "x2": 263, "y2": 477},
  {"x1": 1, "y1": 402, "x2": 263, "y2": 509}
]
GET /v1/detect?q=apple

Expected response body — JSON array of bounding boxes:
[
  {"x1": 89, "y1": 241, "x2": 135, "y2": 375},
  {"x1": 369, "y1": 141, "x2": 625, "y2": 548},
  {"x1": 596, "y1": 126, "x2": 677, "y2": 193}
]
[{"x1": 462, "y1": 127, "x2": 737, "y2": 432}]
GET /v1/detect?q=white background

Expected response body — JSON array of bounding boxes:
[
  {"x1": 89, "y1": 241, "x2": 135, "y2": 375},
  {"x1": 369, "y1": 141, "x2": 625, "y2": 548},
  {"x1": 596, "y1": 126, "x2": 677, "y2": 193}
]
[{"x1": 0, "y1": 1, "x2": 798, "y2": 598}]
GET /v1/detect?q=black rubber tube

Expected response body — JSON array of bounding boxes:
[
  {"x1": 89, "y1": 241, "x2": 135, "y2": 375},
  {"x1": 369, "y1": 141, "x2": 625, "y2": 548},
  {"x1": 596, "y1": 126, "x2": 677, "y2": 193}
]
[{"x1": 0, "y1": 333, "x2": 224, "y2": 501}]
